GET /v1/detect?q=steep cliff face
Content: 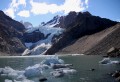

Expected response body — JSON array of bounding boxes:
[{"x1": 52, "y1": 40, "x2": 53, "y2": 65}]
[
  {"x1": 0, "y1": 10, "x2": 26, "y2": 55},
  {"x1": 45, "y1": 11, "x2": 118, "y2": 55}
]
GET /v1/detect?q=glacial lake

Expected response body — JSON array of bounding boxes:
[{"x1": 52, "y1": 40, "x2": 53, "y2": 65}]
[{"x1": 0, "y1": 55, "x2": 120, "y2": 82}]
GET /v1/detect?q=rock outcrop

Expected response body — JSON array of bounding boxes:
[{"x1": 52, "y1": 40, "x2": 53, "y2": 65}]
[{"x1": 23, "y1": 30, "x2": 45, "y2": 43}]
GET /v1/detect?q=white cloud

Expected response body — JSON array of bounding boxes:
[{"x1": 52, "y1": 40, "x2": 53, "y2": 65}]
[
  {"x1": 4, "y1": 8, "x2": 15, "y2": 18},
  {"x1": 85, "y1": 0, "x2": 89, "y2": 8},
  {"x1": 30, "y1": 0, "x2": 60, "y2": 15},
  {"x1": 30, "y1": 0, "x2": 89, "y2": 15},
  {"x1": 85, "y1": 0, "x2": 89, "y2": 5},
  {"x1": 3, "y1": 0, "x2": 89, "y2": 18},
  {"x1": 17, "y1": 10, "x2": 30, "y2": 17},
  {"x1": 61, "y1": 0, "x2": 86, "y2": 14},
  {"x1": 3, "y1": 0, "x2": 26, "y2": 18},
  {"x1": 10, "y1": 0, "x2": 26, "y2": 9}
]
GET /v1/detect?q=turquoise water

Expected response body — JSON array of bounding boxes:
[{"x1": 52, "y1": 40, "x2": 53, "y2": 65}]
[{"x1": 0, "y1": 55, "x2": 120, "y2": 82}]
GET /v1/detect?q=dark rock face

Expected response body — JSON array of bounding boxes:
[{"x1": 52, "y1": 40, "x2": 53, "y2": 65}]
[
  {"x1": 0, "y1": 11, "x2": 25, "y2": 33},
  {"x1": 43, "y1": 11, "x2": 78, "y2": 28},
  {"x1": 0, "y1": 23, "x2": 26, "y2": 55},
  {"x1": 54, "y1": 11, "x2": 77, "y2": 28},
  {"x1": 0, "y1": 10, "x2": 26, "y2": 55},
  {"x1": 21, "y1": 21, "x2": 33, "y2": 29},
  {"x1": 23, "y1": 30, "x2": 45, "y2": 43},
  {"x1": 45, "y1": 11, "x2": 118, "y2": 55},
  {"x1": 107, "y1": 47, "x2": 120, "y2": 57}
]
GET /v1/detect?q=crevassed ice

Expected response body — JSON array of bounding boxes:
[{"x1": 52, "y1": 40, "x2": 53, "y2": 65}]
[{"x1": 23, "y1": 25, "x2": 64, "y2": 56}]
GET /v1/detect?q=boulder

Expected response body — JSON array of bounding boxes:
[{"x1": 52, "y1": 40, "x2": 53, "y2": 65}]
[
  {"x1": 89, "y1": 68, "x2": 95, "y2": 71},
  {"x1": 112, "y1": 71, "x2": 120, "y2": 78},
  {"x1": 107, "y1": 47, "x2": 120, "y2": 57},
  {"x1": 39, "y1": 77, "x2": 47, "y2": 82},
  {"x1": 116, "y1": 76, "x2": 120, "y2": 82}
]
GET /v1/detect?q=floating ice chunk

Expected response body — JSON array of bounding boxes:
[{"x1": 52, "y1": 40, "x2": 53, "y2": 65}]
[
  {"x1": 51, "y1": 68, "x2": 77, "y2": 77},
  {"x1": 13, "y1": 79, "x2": 34, "y2": 82},
  {"x1": 0, "y1": 68, "x2": 3, "y2": 73},
  {"x1": 110, "y1": 61, "x2": 120, "y2": 64},
  {"x1": 99, "y1": 58, "x2": 111, "y2": 64},
  {"x1": 50, "y1": 70, "x2": 64, "y2": 77},
  {"x1": 1, "y1": 67, "x2": 25, "y2": 80},
  {"x1": 5, "y1": 79, "x2": 12, "y2": 82},
  {"x1": 62, "y1": 68, "x2": 77, "y2": 74},
  {"x1": 56, "y1": 68, "x2": 77, "y2": 74},
  {"x1": 24, "y1": 64, "x2": 49, "y2": 78},
  {"x1": 99, "y1": 58, "x2": 120, "y2": 64},
  {"x1": 25, "y1": 64, "x2": 42, "y2": 77},
  {"x1": 41, "y1": 55, "x2": 64, "y2": 66}
]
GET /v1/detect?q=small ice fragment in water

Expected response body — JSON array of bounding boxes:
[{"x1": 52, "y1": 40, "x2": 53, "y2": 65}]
[
  {"x1": 50, "y1": 70, "x2": 64, "y2": 77},
  {"x1": 99, "y1": 58, "x2": 120, "y2": 64},
  {"x1": 99, "y1": 58, "x2": 111, "y2": 64}
]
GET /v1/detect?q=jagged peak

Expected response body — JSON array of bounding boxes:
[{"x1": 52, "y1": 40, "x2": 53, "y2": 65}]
[
  {"x1": 67, "y1": 11, "x2": 77, "y2": 16},
  {"x1": 82, "y1": 11, "x2": 91, "y2": 16}
]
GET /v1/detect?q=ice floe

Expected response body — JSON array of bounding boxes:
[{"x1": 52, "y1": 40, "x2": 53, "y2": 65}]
[{"x1": 0, "y1": 55, "x2": 76, "y2": 81}]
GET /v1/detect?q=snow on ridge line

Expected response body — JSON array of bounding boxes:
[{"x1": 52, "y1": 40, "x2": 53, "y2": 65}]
[{"x1": 44, "y1": 15, "x2": 60, "y2": 28}]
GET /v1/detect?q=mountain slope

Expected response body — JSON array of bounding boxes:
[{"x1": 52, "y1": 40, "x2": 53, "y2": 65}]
[
  {"x1": 0, "y1": 11, "x2": 25, "y2": 33},
  {"x1": 85, "y1": 23, "x2": 120, "y2": 55},
  {"x1": 0, "y1": 10, "x2": 26, "y2": 55},
  {"x1": 45, "y1": 12, "x2": 118, "y2": 55},
  {"x1": 53, "y1": 23, "x2": 120, "y2": 55}
]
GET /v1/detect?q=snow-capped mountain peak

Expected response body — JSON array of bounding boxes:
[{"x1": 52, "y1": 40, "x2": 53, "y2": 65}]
[{"x1": 43, "y1": 15, "x2": 60, "y2": 27}]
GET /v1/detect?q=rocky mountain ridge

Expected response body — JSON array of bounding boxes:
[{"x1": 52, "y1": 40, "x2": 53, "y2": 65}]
[{"x1": 0, "y1": 10, "x2": 26, "y2": 55}]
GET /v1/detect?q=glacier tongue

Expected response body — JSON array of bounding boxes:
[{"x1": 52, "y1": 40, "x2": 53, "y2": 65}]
[{"x1": 23, "y1": 24, "x2": 64, "y2": 56}]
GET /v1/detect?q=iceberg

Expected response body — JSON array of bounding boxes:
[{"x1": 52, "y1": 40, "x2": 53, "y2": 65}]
[
  {"x1": 0, "y1": 55, "x2": 77, "y2": 81},
  {"x1": 41, "y1": 55, "x2": 64, "y2": 66},
  {"x1": 50, "y1": 70, "x2": 64, "y2": 77},
  {"x1": 24, "y1": 64, "x2": 49, "y2": 77},
  {"x1": 5, "y1": 79, "x2": 12, "y2": 82},
  {"x1": 50, "y1": 68, "x2": 77, "y2": 77},
  {"x1": 55, "y1": 68, "x2": 77, "y2": 74},
  {"x1": 99, "y1": 58, "x2": 120, "y2": 64}
]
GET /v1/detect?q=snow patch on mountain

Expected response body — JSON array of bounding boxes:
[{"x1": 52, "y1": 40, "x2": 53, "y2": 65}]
[{"x1": 44, "y1": 15, "x2": 60, "y2": 28}]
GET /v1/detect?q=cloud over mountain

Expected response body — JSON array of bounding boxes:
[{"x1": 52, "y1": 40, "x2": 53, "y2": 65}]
[
  {"x1": 17, "y1": 10, "x2": 30, "y2": 17},
  {"x1": 30, "y1": 0, "x2": 89, "y2": 15},
  {"x1": 4, "y1": 0, "x2": 26, "y2": 18},
  {"x1": 3, "y1": 0, "x2": 89, "y2": 18}
]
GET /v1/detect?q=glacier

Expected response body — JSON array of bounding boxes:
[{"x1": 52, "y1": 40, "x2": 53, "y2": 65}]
[{"x1": 22, "y1": 24, "x2": 64, "y2": 56}]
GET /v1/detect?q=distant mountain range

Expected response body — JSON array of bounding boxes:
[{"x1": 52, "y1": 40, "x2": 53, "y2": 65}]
[{"x1": 0, "y1": 10, "x2": 119, "y2": 56}]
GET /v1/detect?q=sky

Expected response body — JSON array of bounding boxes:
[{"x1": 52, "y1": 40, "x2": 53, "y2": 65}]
[{"x1": 0, "y1": 0, "x2": 120, "y2": 26}]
